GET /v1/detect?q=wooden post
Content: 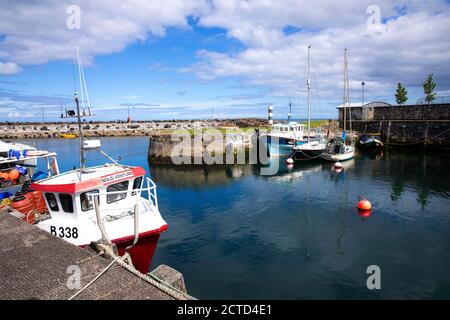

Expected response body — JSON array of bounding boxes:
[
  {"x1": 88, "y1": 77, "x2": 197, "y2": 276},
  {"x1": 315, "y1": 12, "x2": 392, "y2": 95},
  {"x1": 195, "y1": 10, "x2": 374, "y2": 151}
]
[
  {"x1": 387, "y1": 120, "x2": 391, "y2": 145},
  {"x1": 424, "y1": 120, "x2": 429, "y2": 146}
]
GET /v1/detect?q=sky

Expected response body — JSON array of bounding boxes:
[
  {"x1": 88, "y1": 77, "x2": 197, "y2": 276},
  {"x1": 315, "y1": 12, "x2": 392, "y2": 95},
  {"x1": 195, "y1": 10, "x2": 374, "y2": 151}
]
[{"x1": 0, "y1": 0, "x2": 450, "y2": 122}]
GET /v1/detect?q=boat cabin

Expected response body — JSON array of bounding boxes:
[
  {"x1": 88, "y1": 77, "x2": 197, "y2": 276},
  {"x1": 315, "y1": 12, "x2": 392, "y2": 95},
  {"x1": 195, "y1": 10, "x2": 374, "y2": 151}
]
[
  {"x1": 29, "y1": 163, "x2": 163, "y2": 246},
  {"x1": 271, "y1": 122, "x2": 306, "y2": 133}
]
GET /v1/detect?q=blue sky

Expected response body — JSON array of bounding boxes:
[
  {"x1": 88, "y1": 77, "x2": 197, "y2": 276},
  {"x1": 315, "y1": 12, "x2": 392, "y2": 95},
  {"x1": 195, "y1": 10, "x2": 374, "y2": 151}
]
[{"x1": 1, "y1": 0, "x2": 450, "y2": 122}]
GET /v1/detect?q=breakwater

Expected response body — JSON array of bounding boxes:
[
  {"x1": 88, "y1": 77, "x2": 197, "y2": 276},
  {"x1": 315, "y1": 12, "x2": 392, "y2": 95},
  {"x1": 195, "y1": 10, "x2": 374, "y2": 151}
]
[
  {"x1": 148, "y1": 130, "x2": 258, "y2": 165},
  {"x1": 0, "y1": 118, "x2": 268, "y2": 139},
  {"x1": 339, "y1": 103, "x2": 450, "y2": 149}
]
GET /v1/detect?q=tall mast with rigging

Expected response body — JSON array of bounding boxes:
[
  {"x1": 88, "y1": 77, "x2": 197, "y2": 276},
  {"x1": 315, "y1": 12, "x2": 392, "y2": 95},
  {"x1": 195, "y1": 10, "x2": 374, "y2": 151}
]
[
  {"x1": 306, "y1": 45, "x2": 311, "y2": 142},
  {"x1": 343, "y1": 48, "x2": 351, "y2": 134},
  {"x1": 61, "y1": 47, "x2": 95, "y2": 170}
]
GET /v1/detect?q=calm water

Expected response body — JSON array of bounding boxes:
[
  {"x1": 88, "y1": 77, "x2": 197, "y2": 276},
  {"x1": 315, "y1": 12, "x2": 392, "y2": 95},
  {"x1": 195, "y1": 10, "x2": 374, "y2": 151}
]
[{"x1": 21, "y1": 137, "x2": 450, "y2": 299}]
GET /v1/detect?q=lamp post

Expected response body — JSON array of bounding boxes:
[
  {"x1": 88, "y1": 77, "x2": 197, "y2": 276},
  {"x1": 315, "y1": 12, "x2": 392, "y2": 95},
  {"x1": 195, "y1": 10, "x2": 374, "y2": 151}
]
[{"x1": 361, "y1": 81, "x2": 365, "y2": 106}]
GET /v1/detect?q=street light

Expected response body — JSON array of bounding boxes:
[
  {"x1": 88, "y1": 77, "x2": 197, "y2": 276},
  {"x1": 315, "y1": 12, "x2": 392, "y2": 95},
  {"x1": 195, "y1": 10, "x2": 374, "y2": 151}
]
[{"x1": 361, "y1": 81, "x2": 365, "y2": 106}]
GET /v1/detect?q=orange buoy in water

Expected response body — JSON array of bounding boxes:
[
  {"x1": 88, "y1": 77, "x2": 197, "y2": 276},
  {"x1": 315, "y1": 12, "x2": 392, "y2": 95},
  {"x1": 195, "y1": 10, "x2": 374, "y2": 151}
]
[
  {"x1": 8, "y1": 169, "x2": 20, "y2": 181},
  {"x1": 357, "y1": 198, "x2": 372, "y2": 211}
]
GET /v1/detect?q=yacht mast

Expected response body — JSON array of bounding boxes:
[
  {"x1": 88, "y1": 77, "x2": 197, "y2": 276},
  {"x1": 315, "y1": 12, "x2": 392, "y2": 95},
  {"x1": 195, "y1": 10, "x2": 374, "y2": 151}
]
[
  {"x1": 343, "y1": 48, "x2": 351, "y2": 133},
  {"x1": 307, "y1": 45, "x2": 311, "y2": 142},
  {"x1": 74, "y1": 91, "x2": 85, "y2": 169}
]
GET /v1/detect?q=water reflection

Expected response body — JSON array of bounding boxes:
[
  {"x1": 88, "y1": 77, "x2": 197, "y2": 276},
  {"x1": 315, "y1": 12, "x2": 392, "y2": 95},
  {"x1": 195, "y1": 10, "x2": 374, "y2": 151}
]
[{"x1": 22, "y1": 137, "x2": 450, "y2": 299}]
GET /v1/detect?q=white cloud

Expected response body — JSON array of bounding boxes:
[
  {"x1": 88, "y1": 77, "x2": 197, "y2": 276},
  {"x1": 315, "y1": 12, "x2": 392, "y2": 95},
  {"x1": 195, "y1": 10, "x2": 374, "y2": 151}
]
[
  {"x1": 0, "y1": 0, "x2": 206, "y2": 66},
  {"x1": 1, "y1": 0, "x2": 450, "y2": 117},
  {"x1": 187, "y1": 0, "x2": 450, "y2": 105},
  {"x1": 7, "y1": 111, "x2": 34, "y2": 118},
  {"x1": 0, "y1": 61, "x2": 22, "y2": 74}
]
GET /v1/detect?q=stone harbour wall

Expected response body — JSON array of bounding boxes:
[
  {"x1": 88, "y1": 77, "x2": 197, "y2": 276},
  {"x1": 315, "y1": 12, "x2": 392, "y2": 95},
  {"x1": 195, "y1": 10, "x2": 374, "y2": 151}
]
[{"x1": 338, "y1": 103, "x2": 450, "y2": 149}]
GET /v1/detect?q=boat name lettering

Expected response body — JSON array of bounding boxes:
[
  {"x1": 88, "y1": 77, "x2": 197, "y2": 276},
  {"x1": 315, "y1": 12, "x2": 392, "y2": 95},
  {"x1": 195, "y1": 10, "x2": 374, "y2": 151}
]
[{"x1": 101, "y1": 171, "x2": 133, "y2": 184}]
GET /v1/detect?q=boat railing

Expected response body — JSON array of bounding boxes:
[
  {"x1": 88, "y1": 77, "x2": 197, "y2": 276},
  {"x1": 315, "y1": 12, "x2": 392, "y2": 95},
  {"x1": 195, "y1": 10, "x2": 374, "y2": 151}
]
[{"x1": 87, "y1": 176, "x2": 159, "y2": 213}]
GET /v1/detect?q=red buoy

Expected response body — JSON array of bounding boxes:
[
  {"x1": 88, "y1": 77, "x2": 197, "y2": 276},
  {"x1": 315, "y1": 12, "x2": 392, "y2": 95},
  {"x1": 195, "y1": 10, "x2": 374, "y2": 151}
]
[{"x1": 357, "y1": 199, "x2": 372, "y2": 211}]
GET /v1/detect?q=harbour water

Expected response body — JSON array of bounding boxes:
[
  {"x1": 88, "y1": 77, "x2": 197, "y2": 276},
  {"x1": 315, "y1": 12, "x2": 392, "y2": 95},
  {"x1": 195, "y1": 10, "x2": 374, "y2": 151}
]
[{"x1": 24, "y1": 137, "x2": 450, "y2": 299}]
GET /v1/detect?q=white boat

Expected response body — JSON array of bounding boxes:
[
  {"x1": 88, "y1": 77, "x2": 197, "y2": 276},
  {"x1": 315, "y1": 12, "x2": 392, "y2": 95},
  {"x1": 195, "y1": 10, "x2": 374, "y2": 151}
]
[
  {"x1": 1, "y1": 140, "x2": 59, "y2": 192},
  {"x1": 321, "y1": 48, "x2": 355, "y2": 162},
  {"x1": 321, "y1": 138, "x2": 355, "y2": 161},
  {"x1": 29, "y1": 49, "x2": 167, "y2": 273},
  {"x1": 265, "y1": 121, "x2": 307, "y2": 157},
  {"x1": 290, "y1": 45, "x2": 327, "y2": 161}
]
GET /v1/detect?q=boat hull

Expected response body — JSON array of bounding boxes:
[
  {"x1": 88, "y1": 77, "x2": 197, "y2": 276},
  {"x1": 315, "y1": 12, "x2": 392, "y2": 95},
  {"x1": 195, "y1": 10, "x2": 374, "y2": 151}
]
[
  {"x1": 113, "y1": 225, "x2": 168, "y2": 274},
  {"x1": 265, "y1": 136, "x2": 306, "y2": 157},
  {"x1": 358, "y1": 141, "x2": 383, "y2": 152},
  {"x1": 321, "y1": 150, "x2": 355, "y2": 162},
  {"x1": 291, "y1": 148, "x2": 325, "y2": 160}
]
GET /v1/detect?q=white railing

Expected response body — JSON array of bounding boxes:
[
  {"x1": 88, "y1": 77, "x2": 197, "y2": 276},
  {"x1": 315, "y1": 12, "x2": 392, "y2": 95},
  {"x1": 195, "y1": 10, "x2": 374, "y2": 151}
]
[
  {"x1": 87, "y1": 176, "x2": 160, "y2": 253},
  {"x1": 87, "y1": 176, "x2": 159, "y2": 213}
]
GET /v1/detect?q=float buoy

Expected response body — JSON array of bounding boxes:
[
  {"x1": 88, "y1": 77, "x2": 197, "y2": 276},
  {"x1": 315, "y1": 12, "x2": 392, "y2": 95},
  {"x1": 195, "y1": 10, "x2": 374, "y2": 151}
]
[
  {"x1": 334, "y1": 162, "x2": 343, "y2": 169},
  {"x1": 11, "y1": 195, "x2": 35, "y2": 221},
  {"x1": 8, "y1": 169, "x2": 20, "y2": 181},
  {"x1": 286, "y1": 158, "x2": 294, "y2": 165},
  {"x1": 357, "y1": 198, "x2": 372, "y2": 211},
  {"x1": 0, "y1": 172, "x2": 10, "y2": 181}
]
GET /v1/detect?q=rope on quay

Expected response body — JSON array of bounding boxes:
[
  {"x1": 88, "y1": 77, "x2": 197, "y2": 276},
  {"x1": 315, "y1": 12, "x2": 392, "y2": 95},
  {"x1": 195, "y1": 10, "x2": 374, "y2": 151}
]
[
  {"x1": 96, "y1": 243, "x2": 197, "y2": 301},
  {"x1": 68, "y1": 256, "x2": 119, "y2": 300}
]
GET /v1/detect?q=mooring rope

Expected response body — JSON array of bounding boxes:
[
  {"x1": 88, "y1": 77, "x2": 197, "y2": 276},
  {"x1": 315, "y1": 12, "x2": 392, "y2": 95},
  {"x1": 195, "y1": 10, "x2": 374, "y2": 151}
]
[
  {"x1": 96, "y1": 243, "x2": 196, "y2": 301},
  {"x1": 68, "y1": 256, "x2": 119, "y2": 300}
]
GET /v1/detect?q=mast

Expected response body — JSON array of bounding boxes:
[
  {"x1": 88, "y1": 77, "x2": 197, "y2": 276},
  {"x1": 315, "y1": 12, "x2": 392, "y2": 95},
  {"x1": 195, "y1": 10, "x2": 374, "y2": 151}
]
[
  {"x1": 307, "y1": 45, "x2": 311, "y2": 142},
  {"x1": 288, "y1": 98, "x2": 292, "y2": 122},
  {"x1": 74, "y1": 91, "x2": 85, "y2": 169},
  {"x1": 343, "y1": 49, "x2": 347, "y2": 132},
  {"x1": 343, "y1": 48, "x2": 352, "y2": 134}
]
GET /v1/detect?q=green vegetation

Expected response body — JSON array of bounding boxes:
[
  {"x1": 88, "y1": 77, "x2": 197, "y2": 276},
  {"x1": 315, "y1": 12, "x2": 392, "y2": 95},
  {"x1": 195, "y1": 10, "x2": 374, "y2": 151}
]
[
  {"x1": 300, "y1": 120, "x2": 328, "y2": 128},
  {"x1": 423, "y1": 73, "x2": 436, "y2": 104},
  {"x1": 395, "y1": 83, "x2": 408, "y2": 105}
]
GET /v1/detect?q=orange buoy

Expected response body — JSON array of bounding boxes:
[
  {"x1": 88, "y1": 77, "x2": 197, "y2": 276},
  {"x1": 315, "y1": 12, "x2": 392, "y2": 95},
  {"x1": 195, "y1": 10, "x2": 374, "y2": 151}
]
[
  {"x1": 357, "y1": 198, "x2": 372, "y2": 211},
  {"x1": 8, "y1": 169, "x2": 20, "y2": 181},
  {"x1": 11, "y1": 195, "x2": 36, "y2": 224},
  {"x1": 0, "y1": 172, "x2": 10, "y2": 181}
]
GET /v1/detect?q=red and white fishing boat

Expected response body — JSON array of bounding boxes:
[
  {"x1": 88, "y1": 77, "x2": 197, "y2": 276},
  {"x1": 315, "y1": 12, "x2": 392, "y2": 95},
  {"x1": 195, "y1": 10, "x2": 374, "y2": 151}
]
[{"x1": 30, "y1": 49, "x2": 167, "y2": 273}]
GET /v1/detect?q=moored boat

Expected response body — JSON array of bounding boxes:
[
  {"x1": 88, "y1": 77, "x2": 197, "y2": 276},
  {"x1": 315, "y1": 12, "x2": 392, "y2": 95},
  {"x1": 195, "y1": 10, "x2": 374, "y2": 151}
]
[
  {"x1": 29, "y1": 48, "x2": 167, "y2": 273},
  {"x1": 289, "y1": 45, "x2": 327, "y2": 161},
  {"x1": 321, "y1": 138, "x2": 355, "y2": 161},
  {"x1": 357, "y1": 133, "x2": 384, "y2": 151},
  {"x1": 60, "y1": 133, "x2": 77, "y2": 139}
]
